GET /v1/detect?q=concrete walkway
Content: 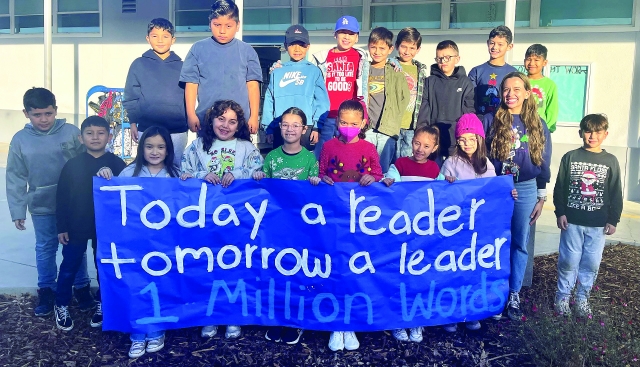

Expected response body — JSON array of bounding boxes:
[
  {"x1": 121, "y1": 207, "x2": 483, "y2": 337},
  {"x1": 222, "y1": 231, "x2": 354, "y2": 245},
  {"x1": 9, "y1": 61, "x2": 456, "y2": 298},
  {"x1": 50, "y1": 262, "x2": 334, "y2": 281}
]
[{"x1": 0, "y1": 143, "x2": 638, "y2": 294}]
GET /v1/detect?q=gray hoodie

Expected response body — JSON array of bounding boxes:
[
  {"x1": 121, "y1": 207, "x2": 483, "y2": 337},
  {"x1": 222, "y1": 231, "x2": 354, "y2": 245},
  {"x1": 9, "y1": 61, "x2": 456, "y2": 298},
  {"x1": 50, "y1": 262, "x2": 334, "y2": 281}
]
[{"x1": 6, "y1": 119, "x2": 85, "y2": 220}]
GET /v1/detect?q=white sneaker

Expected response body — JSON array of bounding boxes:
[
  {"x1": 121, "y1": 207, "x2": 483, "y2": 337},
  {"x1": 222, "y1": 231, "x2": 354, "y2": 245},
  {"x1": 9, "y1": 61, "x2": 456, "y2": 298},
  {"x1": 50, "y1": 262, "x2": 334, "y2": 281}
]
[
  {"x1": 442, "y1": 323, "x2": 457, "y2": 333},
  {"x1": 201, "y1": 325, "x2": 218, "y2": 338},
  {"x1": 328, "y1": 331, "x2": 344, "y2": 351},
  {"x1": 491, "y1": 312, "x2": 503, "y2": 320},
  {"x1": 146, "y1": 334, "x2": 165, "y2": 353},
  {"x1": 409, "y1": 327, "x2": 423, "y2": 343},
  {"x1": 128, "y1": 340, "x2": 146, "y2": 358},
  {"x1": 575, "y1": 299, "x2": 592, "y2": 317},
  {"x1": 344, "y1": 331, "x2": 359, "y2": 350},
  {"x1": 392, "y1": 328, "x2": 409, "y2": 341},
  {"x1": 554, "y1": 297, "x2": 572, "y2": 316},
  {"x1": 465, "y1": 320, "x2": 481, "y2": 330},
  {"x1": 225, "y1": 325, "x2": 241, "y2": 339}
]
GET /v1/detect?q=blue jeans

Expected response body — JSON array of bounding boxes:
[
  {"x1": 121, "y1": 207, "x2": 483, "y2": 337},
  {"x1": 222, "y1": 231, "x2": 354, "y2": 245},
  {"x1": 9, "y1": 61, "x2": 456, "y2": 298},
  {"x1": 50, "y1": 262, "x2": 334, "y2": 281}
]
[
  {"x1": 397, "y1": 129, "x2": 414, "y2": 159},
  {"x1": 510, "y1": 179, "x2": 537, "y2": 293},
  {"x1": 314, "y1": 117, "x2": 338, "y2": 160},
  {"x1": 131, "y1": 331, "x2": 165, "y2": 342},
  {"x1": 556, "y1": 224, "x2": 606, "y2": 302},
  {"x1": 364, "y1": 130, "x2": 397, "y2": 174},
  {"x1": 55, "y1": 238, "x2": 99, "y2": 306},
  {"x1": 32, "y1": 214, "x2": 90, "y2": 291}
]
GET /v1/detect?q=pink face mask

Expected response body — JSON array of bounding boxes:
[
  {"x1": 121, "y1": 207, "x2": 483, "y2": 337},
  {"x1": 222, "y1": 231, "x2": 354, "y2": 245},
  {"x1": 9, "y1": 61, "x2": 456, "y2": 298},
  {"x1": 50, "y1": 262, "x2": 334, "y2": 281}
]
[{"x1": 338, "y1": 126, "x2": 360, "y2": 142}]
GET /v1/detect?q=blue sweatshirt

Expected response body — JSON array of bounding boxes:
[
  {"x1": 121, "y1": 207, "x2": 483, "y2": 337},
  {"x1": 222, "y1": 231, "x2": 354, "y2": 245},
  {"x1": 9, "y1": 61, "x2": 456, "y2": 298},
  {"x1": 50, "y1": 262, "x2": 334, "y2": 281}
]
[
  {"x1": 261, "y1": 60, "x2": 330, "y2": 133},
  {"x1": 123, "y1": 50, "x2": 188, "y2": 134},
  {"x1": 483, "y1": 113, "x2": 552, "y2": 189}
]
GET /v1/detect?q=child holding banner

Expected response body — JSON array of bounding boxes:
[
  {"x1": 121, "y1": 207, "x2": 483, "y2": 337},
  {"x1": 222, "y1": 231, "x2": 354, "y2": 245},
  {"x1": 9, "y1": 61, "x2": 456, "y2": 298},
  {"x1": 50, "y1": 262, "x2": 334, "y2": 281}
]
[
  {"x1": 318, "y1": 99, "x2": 382, "y2": 351},
  {"x1": 116, "y1": 126, "x2": 180, "y2": 358},
  {"x1": 253, "y1": 107, "x2": 319, "y2": 344},
  {"x1": 483, "y1": 72, "x2": 551, "y2": 322},
  {"x1": 181, "y1": 100, "x2": 263, "y2": 338},
  {"x1": 382, "y1": 125, "x2": 444, "y2": 185}
]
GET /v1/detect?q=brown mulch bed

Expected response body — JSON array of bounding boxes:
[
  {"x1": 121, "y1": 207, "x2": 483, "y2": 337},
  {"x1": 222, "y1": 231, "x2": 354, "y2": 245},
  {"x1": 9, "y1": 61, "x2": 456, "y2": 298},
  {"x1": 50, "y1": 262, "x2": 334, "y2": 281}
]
[{"x1": 0, "y1": 243, "x2": 637, "y2": 367}]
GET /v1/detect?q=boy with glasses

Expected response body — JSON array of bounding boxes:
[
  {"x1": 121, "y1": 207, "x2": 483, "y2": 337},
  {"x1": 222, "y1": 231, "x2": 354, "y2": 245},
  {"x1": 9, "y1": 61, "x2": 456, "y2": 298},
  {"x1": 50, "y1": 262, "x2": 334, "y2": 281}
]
[{"x1": 416, "y1": 40, "x2": 475, "y2": 160}]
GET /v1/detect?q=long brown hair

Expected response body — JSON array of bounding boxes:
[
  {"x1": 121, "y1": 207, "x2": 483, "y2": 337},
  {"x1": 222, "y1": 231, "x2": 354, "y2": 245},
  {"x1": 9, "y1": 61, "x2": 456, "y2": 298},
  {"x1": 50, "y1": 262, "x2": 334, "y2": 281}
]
[
  {"x1": 489, "y1": 72, "x2": 545, "y2": 166},
  {"x1": 453, "y1": 134, "x2": 488, "y2": 175}
]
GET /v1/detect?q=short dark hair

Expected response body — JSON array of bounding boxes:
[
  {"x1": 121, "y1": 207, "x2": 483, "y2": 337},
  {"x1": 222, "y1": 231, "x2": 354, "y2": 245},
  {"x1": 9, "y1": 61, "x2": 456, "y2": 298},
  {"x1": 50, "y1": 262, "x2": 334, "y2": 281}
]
[
  {"x1": 525, "y1": 43, "x2": 548, "y2": 60},
  {"x1": 147, "y1": 18, "x2": 175, "y2": 36},
  {"x1": 209, "y1": 0, "x2": 239, "y2": 23},
  {"x1": 81, "y1": 116, "x2": 110, "y2": 133},
  {"x1": 489, "y1": 25, "x2": 513, "y2": 44},
  {"x1": 282, "y1": 107, "x2": 308, "y2": 126},
  {"x1": 580, "y1": 114, "x2": 609, "y2": 132},
  {"x1": 23, "y1": 87, "x2": 56, "y2": 111},
  {"x1": 368, "y1": 27, "x2": 394, "y2": 48},
  {"x1": 436, "y1": 40, "x2": 459, "y2": 54},
  {"x1": 395, "y1": 27, "x2": 421, "y2": 49}
]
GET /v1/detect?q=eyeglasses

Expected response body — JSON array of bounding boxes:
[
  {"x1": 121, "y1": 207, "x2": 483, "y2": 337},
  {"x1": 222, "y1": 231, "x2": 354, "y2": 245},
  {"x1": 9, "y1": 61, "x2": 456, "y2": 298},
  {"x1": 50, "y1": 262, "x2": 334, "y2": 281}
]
[
  {"x1": 434, "y1": 55, "x2": 458, "y2": 64},
  {"x1": 280, "y1": 123, "x2": 304, "y2": 130},
  {"x1": 457, "y1": 138, "x2": 478, "y2": 145}
]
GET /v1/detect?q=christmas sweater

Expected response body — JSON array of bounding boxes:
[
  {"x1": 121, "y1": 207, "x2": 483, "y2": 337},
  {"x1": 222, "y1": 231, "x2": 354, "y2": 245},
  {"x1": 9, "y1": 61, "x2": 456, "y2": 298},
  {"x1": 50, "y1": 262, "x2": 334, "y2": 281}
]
[
  {"x1": 553, "y1": 147, "x2": 623, "y2": 227},
  {"x1": 530, "y1": 77, "x2": 559, "y2": 133},
  {"x1": 318, "y1": 138, "x2": 383, "y2": 182},
  {"x1": 263, "y1": 146, "x2": 319, "y2": 180}
]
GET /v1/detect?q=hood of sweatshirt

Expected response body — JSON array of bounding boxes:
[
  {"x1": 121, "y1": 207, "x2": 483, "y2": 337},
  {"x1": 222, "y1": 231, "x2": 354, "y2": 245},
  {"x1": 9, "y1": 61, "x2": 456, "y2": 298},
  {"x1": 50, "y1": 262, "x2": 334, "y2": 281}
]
[
  {"x1": 141, "y1": 49, "x2": 182, "y2": 63},
  {"x1": 24, "y1": 118, "x2": 67, "y2": 136},
  {"x1": 430, "y1": 64, "x2": 468, "y2": 80}
]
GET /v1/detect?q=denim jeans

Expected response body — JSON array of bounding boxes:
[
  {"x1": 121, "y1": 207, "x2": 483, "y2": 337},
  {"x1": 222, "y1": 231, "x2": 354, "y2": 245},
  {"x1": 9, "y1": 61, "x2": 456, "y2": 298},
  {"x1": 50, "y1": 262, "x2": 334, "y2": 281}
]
[
  {"x1": 55, "y1": 238, "x2": 100, "y2": 306},
  {"x1": 397, "y1": 129, "x2": 414, "y2": 159},
  {"x1": 510, "y1": 179, "x2": 537, "y2": 293},
  {"x1": 32, "y1": 214, "x2": 90, "y2": 291},
  {"x1": 131, "y1": 331, "x2": 165, "y2": 342},
  {"x1": 314, "y1": 118, "x2": 338, "y2": 160},
  {"x1": 556, "y1": 224, "x2": 606, "y2": 302},
  {"x1": 364, "y1": 129, "x2": 397, "y2": 174}
]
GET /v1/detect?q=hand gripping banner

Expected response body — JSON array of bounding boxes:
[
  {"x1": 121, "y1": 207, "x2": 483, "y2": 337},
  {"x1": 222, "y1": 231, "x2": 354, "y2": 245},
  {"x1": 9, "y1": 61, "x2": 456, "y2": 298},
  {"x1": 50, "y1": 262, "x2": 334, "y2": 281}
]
[{"x1": 94, "y1": 176, "x2": 514, "y2": 333}]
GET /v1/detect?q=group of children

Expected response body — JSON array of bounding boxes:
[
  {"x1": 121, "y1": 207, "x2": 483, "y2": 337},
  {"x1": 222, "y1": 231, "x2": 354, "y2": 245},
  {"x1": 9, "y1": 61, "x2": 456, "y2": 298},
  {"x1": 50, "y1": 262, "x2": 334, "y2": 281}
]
[{"x1": 6, "y1": 0, "x2": 623, "y2": 359}]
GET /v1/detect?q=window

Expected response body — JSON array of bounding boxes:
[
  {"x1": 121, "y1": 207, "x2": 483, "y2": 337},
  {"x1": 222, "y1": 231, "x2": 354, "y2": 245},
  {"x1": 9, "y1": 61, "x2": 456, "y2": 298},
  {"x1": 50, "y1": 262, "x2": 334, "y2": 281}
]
[
  {"x1": 245, "y1": 0, "x2": 291, "y2": 31},
  {"x1": 449, "y1": 0, "x2": 530, "y2": 29},
  {"x1": 57, "y1": 0, "x2": 100, "y2": 33},
  {"x1": 370, "y1": 0, "x2": 441, "y2": 29},
  {"x1": 540, "y1": 0, "x2": 633, "y2": 27},
  {"x1": 0, "y1": 0, "x2": 101, "y2": 35},
  {"x1": 299, "y1": 0, "x2": 363, "y2": 31},
  {"x1": 174, "y1": 0, "x2": 210, "y2": 32}
]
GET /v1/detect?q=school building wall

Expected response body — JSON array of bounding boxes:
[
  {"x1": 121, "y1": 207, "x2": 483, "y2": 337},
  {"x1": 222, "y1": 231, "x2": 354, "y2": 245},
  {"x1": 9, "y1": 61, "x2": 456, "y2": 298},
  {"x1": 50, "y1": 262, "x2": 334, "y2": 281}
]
[{"x1": 0, "y1": 2, "x2": 639, "y2": 201}]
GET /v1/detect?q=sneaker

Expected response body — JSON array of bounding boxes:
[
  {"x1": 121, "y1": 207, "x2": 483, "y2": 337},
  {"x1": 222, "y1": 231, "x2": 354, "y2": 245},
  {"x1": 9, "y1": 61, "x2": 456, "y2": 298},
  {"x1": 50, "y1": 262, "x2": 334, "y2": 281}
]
[
  {"x1": 281, "y1": 328, "x2": 303, "y2": 345},
  {"x1": 442, "y1": 323, "x2": 457, "y2": 333},
  {"x1": 54, "y1": 305, "x2": 74, "y2": 331},
  {"x1": 491, "y1": 312, "x2": 503, "y2": 320},
  {"x1": 507, "y1": 292, "x2": 523, "y2": 321},
  {"x1": 128, "y1": 340, "x2": 146, "y2": 358},
  {"x1": 90, "y1": 302, "x2": 103, "y2": 328},
  {"x1": 554, "y1": 297, "x2": 572, "y2": 316},
  {"x1": 146, "y1": 334, "x2": 165, "y2": 353},
  {"x1": 201, "y1": 325, "x2": 218, "y2": 338},
  {"x1": 74, "y1": 285, "x2": 96, "y2": 311},
  {"x1": 465, "y1": 320, "x2": 481, "y2": 330},
  {"x1": 225, "y1": 325, "x2": 241, "y2": 339},
  {"x1": 35, "y1": 288, "x2": 55, "y2": 317},
  {"x1": 344, "y1": 331, "x2": 359, "y2": 350},
  {"x1": 575, "y1": 298, "x2": 592, "y2": 317},
  {"x1": 265, "y1": 327, "x2": 283, "y2": 342},
  {"x1": 409, "y1": 327, "x2": 423, "y2": 343},
  {"x1": 392, "y1": 328, "x2": 409, "y2": 341},
  {"x1": 328, "y1": 331, "x2": 344, "y2": 351}
]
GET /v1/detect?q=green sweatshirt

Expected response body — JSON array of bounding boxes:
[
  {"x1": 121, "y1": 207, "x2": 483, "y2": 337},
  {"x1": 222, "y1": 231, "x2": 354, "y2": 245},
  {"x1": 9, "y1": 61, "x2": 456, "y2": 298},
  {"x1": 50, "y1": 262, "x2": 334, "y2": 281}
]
[
  {"x1": 263, "y1": 146, "x2": 318, "y2": 180},
  {"x1": 530, "y1": 76, "x2": 559, "y2": 133}
]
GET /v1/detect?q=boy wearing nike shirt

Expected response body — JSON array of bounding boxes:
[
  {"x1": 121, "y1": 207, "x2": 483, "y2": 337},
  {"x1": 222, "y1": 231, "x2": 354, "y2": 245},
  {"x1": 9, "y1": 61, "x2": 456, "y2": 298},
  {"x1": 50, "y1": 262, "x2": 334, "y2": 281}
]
[
  {"x1": 262, "y1": 25, "x2": 330, "y2": 151},
  {"x1": 312, "y1": 15, "x2": 370, "y2": 159}
]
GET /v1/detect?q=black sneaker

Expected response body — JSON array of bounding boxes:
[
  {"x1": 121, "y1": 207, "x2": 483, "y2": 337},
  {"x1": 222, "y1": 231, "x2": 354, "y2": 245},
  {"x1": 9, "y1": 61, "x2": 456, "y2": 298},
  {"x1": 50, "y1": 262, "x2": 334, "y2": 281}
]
[
  {"x1": 55, "y1": 305, "x2": 74, "y2": 331},
  {"x1": 74, "y1": 285, "x2": 96, "y2": 311},
  {"x1": 265, "y1": 327, "x2": 283, "y2": 342},
  {"x1": 35, "y1": 288, "x2": 55, "y2": 317},
  {"x1": 90, "y1": 302, "x2": 103, "y2": 328},
  {"x1": 281, "y1": 328, "x2": 303, "y2": 345},
  {"x1": 506, "y1": 292, "x2": 523, "y2": 321}
]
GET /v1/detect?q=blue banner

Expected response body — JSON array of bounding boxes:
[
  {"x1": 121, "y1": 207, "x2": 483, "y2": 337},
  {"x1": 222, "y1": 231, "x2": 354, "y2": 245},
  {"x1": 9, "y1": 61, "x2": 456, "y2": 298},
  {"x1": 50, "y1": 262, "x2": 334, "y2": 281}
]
[{"x1": 94, "y1": 176, "x2": 514, "y2": 333}]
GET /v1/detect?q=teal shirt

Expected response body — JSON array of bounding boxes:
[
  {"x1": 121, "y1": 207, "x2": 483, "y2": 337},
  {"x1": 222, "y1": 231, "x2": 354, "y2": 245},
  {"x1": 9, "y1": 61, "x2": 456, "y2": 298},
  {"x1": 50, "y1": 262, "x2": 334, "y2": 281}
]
[{"x1": 263, "y1": 147, "x2": 319, "y2": 180}]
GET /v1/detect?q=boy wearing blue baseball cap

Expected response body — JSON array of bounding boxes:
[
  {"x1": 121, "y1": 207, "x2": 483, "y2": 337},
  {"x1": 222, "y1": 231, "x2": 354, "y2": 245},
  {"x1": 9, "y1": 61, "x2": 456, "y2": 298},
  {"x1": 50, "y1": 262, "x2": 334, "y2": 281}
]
[{"x1": 311, "y1": 15, "x2": 370, "y2": 160}]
